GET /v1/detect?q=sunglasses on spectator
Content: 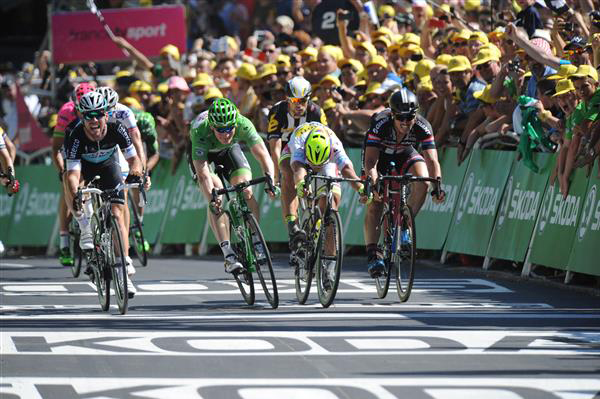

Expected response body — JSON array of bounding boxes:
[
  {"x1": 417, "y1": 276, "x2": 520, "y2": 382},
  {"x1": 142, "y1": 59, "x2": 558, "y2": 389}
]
[
  {"x1": 83, "y1": 110, "x2": 106, "y2": 120},
  {"x1": 393, "y1": 113, "x2": 416, "y2": 121},
  {"x1": 476, "y1": 62, "x2": 492, "y2": 70},
  {"x1": 375, "y1": 46, "x2": 387, "y2": 53},
  {"x1": 289, "y1": 97, "x2": 308, "y2": 104},
  {"x1": 453, "y1": 41, "x2": 467, "y2": 47},
  {"x1": 214, "y1": 126, "x2": 235, "y2": 134}
]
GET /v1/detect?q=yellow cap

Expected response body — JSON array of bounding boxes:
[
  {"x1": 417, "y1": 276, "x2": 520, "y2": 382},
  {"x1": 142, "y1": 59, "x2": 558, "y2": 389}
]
[
  {"x1": 378, "y1": 5, "x2": 396, "y2": 19},
  {"x1": 255, "y1": 63, "x2": 277, "y2": 79},
  {"x1": 320, "y1": 45, "x2": 344, "y2": 62},
  {"x1": 354, "y1": 80, "x2": 368, "y2": 88},
  {"x1": 48, "y1": 113, "x2": 58, "y2": 129},
  {"x1": 570, "y1": 64, "x2": 599, "y2": 82},
  {"x1": 447, "y1": 56, "x2": 472, "y2": 73},
  {"x1": 471, "y1": 48, "x2": 500, "y2": 66},
  {"x1": 400, "y1": 60, "x2": 417, "y2": 75},
  {"x1": 298, "y1": 46, "x2": 318, "y2": 58},
  {"x1": 373, "y1": 36, "x2": 392, "y2": 49},
  {"x1": 552, "y1": 78, "x2": 576, "y2": 96},
  {"x1": 417, "y1": 76, "x2": 433, "y2": 92},
  {"x1": 399, "y1": 43, "x2": 423, "y2": 57},
  {"x1": 225, "y1": 36, "x2": 239, "y2": 52},
  {"x1": 157, "y1": 83, "x2": 169, "y2": 94},
  {"x1": 359, "y1": 82, "x2": 385, "y2": 101},
  {"x1": 367, "y1": 55, "x2": 388, "y2": 69},
  {"x1": 480, "y1": 43, "x2": 502, "y2": 60},
  {"x1": 322, "y1": 98, "x2": 337, "y2": 111},
  {"x1": 204, "y1": 87, "x2": 223, "y2": 101},
  {"x1": 469, "y1": 31, "x2": 489, "y2": 45},
  {"x1": 121, "y1": 96, "x2": 143, "y2": 110},
  {"x1": 465, "y1": 0, "x2": 481, "y2": 12},
  {"x1": 191, "y1": 73, "x2": 214, "y2": 87},
  {"x1": 115, "y1": 70, "x2": 132, "y2": 78},
  {"x1": 473, "y1": 84, "x2": 497, "y2": 104},
  {"x1": 356, "y1": 41, "x2": 377, "y2": 57},
  {"x1": 488, "y1": 27, "x2": 506, "y2": 40},
  {"x1": 414, "y1": 59, "x2": 436, "y2": 79},
  {"x1": 372, "y1": 27, "x2": 394, "y2": 40},
  {"x1": 338, "y1": 58, "x2": 364, "y2": 74},
  {"x1": 160, "y1": 44, "x2": 180, "y2": 61},
  {"x1": 435, "y1": 54, "x2": 453, "y2": 66},
  {"x1": 319, "y1": 75, "x2": 342, "y2": 87},
  {"x1": 236, "y1": 63, "x2": 257, "y2": 81},
  {"x1": 546, "y1": 64, "x2": 577, "y2": 80},
  {"x1": 276, "y1": 54, "x2": 291, "y2": 68},
  {"x1": 452, "y1": 29, "x2": 472, "y2": 42},
  {"x1": 129, "y1": 80, "x2": 152, "y2": 93},
  {"x1": 401, "y1": 32, "x2": 421, "y2": 46}
]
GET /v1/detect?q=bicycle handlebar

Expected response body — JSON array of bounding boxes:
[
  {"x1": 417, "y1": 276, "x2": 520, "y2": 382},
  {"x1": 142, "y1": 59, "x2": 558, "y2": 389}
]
[{"x1": 211, "y1": 174, "x2": 275, "y2": 203}]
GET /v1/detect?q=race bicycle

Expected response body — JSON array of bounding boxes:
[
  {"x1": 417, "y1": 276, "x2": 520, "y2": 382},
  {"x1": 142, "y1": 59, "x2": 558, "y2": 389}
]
[
  {"x1": 211, "y1": 167, "x2": 278, "y2": 309},
  {"x1": 128, "y1": 184, "x2": 148, "y2": 266},
  {"x1": 76, "y1": 176, "x2": 145, "y2": 314},
  {"x1": 68, "y1": 217, "x2": 83, "y2": 278},
  {"x1": 292, "y1": 169, "x2": 365, "y2": 308},
  {"x1": 373, "y1": 168, "x2": 441, "y2": 301}
]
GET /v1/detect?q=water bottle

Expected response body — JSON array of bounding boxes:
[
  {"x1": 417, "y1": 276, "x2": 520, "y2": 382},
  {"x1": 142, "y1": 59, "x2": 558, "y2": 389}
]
[{"x1": 363, "y1": 1, "x2": 379, "y2": 27}]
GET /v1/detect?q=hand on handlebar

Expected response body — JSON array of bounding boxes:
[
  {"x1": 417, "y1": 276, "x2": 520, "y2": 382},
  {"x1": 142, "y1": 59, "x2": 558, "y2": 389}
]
[
  {"x1": 431, "y1": 180, "x2": 446, "y2": 204},
  {"x1": 264, "y1": 174, "x2": 280, "y2": 199},
  {"x1": 358, "y1": 185, "x2": 373, "y2": 205},
  {"x1": 209, "y1": 197, "x2": 223, "y2": 215},
  {"x1": 143, "y1": 175, "x2": 151, "y2": 191},
  {"x1": 295, "y1": 180, "x2": 310, "y2": 199}
]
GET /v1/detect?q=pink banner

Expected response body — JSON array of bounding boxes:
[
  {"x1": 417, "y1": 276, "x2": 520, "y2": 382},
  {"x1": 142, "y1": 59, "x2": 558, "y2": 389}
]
[
  {"x1": 51, "y1": 5, "x2": 186, "y2": 64},
  {"x1": 16, "y1": 86, "x2": 50, "y2": 153}
]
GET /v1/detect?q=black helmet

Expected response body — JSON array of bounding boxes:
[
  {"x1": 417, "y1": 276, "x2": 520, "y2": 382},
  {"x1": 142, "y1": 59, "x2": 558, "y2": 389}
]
[{"x1": 389, "y1": 88, "x2": 418, "y2": 116}]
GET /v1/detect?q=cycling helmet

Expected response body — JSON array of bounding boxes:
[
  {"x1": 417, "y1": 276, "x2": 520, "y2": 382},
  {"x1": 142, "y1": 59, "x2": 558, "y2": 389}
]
[
  {"x1": 286, "y1": 76, "x2": 312, "y2": 99},
  {"x1": 74, "y1": 83, "x2": 95, "y2": 105},
  {"x1": 96, "y1": 86, "x2": 119, "y2": 109},
  {"x1": 305, "y1": 125, "x2": 331, "y2": 166},
  {"x1": 207, "y1": 98, "x2": 238, "y2": 128},
  {"x1": 389, "y1": 88, "x2": 418, "y2": 116},
  {"x1": 77, "y1": 91, "x2": 107, "y2": 113}
]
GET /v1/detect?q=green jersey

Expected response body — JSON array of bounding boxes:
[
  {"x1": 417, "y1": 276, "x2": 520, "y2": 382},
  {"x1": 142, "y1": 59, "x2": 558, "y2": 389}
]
[
  {"x1": 132, "y1": 109, "x2": 159, "y2": 157},
  {"x1": 190, "y1": 114, "x2": 263, "y2": 162}
]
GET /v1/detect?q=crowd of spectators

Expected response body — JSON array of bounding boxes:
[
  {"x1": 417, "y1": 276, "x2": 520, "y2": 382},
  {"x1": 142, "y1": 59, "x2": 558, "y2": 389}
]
[{"x1": 1, "y1": 0, "x2": 600, "y2": 200}]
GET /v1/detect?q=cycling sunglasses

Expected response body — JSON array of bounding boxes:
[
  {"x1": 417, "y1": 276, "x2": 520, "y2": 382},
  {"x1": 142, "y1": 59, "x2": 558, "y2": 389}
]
[
  {"x1": 289, "y1": 97, "x2": 308, "y2": 104},
  {"x1": 393, "y1": 113, "x2": 416, "y2": 122},
  {"x1": 214, "y1": 125, "x2": 235, "y2": 134},
  {"x1": 83, "y1": 110, "x2": 106, "y2": 121}
]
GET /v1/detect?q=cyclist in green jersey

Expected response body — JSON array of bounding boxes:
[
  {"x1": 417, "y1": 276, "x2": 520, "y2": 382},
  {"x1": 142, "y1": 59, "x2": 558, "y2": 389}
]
[{"x1": 190, "y1": 98, "x2": 278, "y2": 273}]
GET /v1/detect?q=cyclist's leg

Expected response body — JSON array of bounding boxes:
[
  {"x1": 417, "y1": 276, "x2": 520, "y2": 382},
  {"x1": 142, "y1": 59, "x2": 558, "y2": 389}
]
[
  {"x1": 224, "y1": 144, "x2": 258, "y2": 219},
  {"x1": 279, "y1": 149, "x2": 299, "y2": 233},
  {"x1": 402, "y1": 148, "x2": 428, "y2": 216},
  {"x1": 58, "y1": 189, "x2": 73, "y2": 265}
]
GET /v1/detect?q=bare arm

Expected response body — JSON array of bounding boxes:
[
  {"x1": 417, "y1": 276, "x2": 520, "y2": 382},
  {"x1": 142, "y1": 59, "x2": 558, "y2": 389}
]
[
  {"x1": 268, "y1": 138, "x2": 282, "y2": 184},
  {"x1": 250, "y1": 140, "x2": 275, "y2": 178},
  {"x1": 128, "y1": 127, "x2": 147, "y2": 171},
  {"x1": 64, "y1": 169, "x2": 81, "y2": 213},
  {"x1": 507, "y1": 23, "x2": 561, "y2": 70},
  {"x1": 337, "y1": 9, "x2": 356, "y2": 59},
  {"x1": 51, "y1": 136, "x2": 65, "y2": 174},
  {"x1": 363, "y1": 146, "x2": 380, "y2": 184},
  {"x1": 193, "y1": 159, "x2": 215, "y2": 200},
  {"x1": 111, "y1": 36, "x2": 154, "y2": 71},
  {"x1": 422, "y1": 148, "x2": 442, "y2": 180}
]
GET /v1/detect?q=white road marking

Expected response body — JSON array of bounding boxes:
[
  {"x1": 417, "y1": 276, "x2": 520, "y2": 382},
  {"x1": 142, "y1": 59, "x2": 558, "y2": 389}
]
[
  {"x1": 187, "y1": 339, "x2": 274, "y2": 351},
  {"x1": 1, "y1": 378, "x2": 599, "y2": 399},
  {"x1": 2, "y1": 285, "x2": 68, "y2": 292},
  {"x1": 346, "y1": 338, "x2": 431, "y2": 350},
  {"x1": 137, "y1": 283, "x2": 208, "y2": 291},
  {"x1": 239, "y1": 388, "x2": 339, "y2": 399},
  {"x1": 425, "y1": 389, "x2": 522, "y2": 399},
  {"x1": 0, "y1": 263, "x2": 33, "y2": 269}
]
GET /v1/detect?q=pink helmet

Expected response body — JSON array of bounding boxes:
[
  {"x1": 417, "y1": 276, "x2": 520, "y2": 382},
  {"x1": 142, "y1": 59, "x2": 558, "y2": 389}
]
[{"x1": 74, "y1": 83, "x2": 95, "y2": 105}]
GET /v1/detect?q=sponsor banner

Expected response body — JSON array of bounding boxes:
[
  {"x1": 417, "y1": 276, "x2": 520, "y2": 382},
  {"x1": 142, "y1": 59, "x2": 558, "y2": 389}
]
[
  {"x1": 529, "y1": 166, "x2": 589, "y2": 270},
  {"x1": 445, "y1": 150, "x2": 513, "y2": 256},
  {"x1": 567, "y1": 159, "x2": 600, "y2": 276},
  {"x1": 51, "y1": 6, "x2": 186, "y2": 64},
  {"x1": 0, "y1": 190, "x2": 16, "y2": 242},
  {"x1": 487, "y1": 153, "x2": 553, "y2": 262},
  {"x1": 6, "y1": 166, "x2": 60, "y2": 246},
  {"x1": 344, "y1": 149, "x2": 366, "y2": 246},
  {"x1": 416, "y1": 148, "x2": 468, "y2": 250},
  {"x1": 159, "y1": 160, "x2": 207, "y2": 244},
  {"x1": 138, "y1": 160, "x2": 173, "y2": 244},
  {"x1": 16, "y1": 86, "x2": 50, "y2": 153}
]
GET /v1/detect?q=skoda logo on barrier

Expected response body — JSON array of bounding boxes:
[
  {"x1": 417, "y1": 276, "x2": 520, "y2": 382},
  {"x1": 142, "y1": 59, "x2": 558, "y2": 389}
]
[
  {"x1": 497, "y1": 176, "x2": 513, "y2": 228},
  {"x1": 169, "y1": 176, "x2": 186, "y2": 218},
  {"x1": 12, "y1": 182, "x2": 29, "y2": 223},
  {"x1": 578, "y1": 185, "x2": 597, "y2": 241},
  {"x1": 538, "y1": 183, "x2": 556, "y2": 235},
  {"x1": 455, "y1": 172, "x2": 474, "y2": 224}
]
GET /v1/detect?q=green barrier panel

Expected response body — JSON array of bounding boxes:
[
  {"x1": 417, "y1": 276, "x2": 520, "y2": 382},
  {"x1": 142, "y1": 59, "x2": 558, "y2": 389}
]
[
  {"x1": 528, "y1": 165, "x2": 589, "y2": 270},
  {"x1": 0, "y1": 189, "x2": 16, "y2": 242},
  {"x1": 140, "y1": 160, "x2": 174, "y2": 244},
  {"x1": 416, "y1": 148, "x2": 468, "y2": 250},
  {"x1": 343, "y1": 149, "x2": 366, "y2": 246},
  {"x1": 487, "y1": 152, "x2": 553, "y2": 262},
  {"x1": 6, "y1": 165, "x2": 61, "y2": 246},
  {"x1": 445, "y1": 149, "x2": 513, "y2": 256},
  {"x1": 567, "y1": 159, "x2": 600, "y2": 276},
  {"x1": 160, "y1": 159, "x2": 208, "y2": 244}
]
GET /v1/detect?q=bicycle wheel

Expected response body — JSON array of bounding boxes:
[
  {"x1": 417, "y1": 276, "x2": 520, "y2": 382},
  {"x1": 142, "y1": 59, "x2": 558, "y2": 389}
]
[
  {"x1": 315, "y1": 209, "x2": 343, "y2": 308},
  {"x1": 394, "y1": 205, "x2": 416, "y2": 302},
  {"x1": 294, "y1": 207, "x2": 320, "y2": 304},
  {"x1": 128, "y1": 195, "x2": 148, "y2": 267},
  {"x1": 375, "y1": 211, "x2": 393, "y2": 299},
  {"x1": 90, "y1": 214, "x2": 110, "y2": 311},
  {"x1": 246, "y1": 213, "x2": 278, "y2": 309},
  {"x1": 109, "y1": 216, "x2": 129, "y2": 314},
  {"x1": 69, "y1": 220, "x2": 83, "y2": 278},
  {"x1": 228, "y1": 211, "x2": 255, "y2": 305}
]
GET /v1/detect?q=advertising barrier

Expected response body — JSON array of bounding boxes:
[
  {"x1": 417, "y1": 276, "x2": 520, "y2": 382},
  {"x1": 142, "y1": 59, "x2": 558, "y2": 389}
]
[
  {"x1": 445, "y1": 150, "x2": 513, "y2": 256},
  {"x1": 416, "y1": 148, "x2": 468, "y2": 250},
  {"x1": 486, "y1": 153, "x2": 552, "y2": 263},
  {"x1": 51, "y1": 5, "x2": 186, "y2": 64},
  {"x1": 139, "y1": 160, "x2": 173, "y2": 245}
]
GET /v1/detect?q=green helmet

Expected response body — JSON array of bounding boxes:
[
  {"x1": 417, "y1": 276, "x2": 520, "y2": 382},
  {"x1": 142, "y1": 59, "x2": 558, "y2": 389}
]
[
  {"x1": 207, "y1": 98, "x2": 238, "y2": 128},
  {"x1": 305, "y1": 126, "x2": 331, "y2": 166}
]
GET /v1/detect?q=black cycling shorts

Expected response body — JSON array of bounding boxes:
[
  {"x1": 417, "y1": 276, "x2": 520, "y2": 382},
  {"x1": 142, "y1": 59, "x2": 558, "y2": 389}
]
[
  {"x1": 377, "y1": 146, "x2": 425, "y2": 176},
  {"x1": 82, "y1": 159, "x2": 125, "y2": 205},
  {"x1": 208, "y1": 143, "x2": 252, "y2": 181}
]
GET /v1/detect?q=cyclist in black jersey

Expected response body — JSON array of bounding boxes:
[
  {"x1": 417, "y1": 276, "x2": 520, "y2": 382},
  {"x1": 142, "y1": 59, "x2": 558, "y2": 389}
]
[
  {"x1": 267, "y1": 76, "x2": 328, "y2": 247},
  {"x1": 63, "y1": 91, "x2": 145, "y2": 296},
  {"x1": 363, "y1": 88, "x2": 445, "y2": 278}
]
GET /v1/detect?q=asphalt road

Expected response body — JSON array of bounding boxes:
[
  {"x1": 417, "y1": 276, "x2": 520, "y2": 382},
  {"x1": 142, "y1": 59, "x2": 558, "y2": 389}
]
[{"x1": 1, "y1": 255, "x2": 599, "y2": 399}]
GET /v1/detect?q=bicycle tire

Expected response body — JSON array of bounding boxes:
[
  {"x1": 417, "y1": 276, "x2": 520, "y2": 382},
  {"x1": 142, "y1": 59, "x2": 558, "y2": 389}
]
[
  {"x1": 375, "y1": 210, "x2": 393, "y2": 299},
  {"x1": 395, "y1": 205, "x2": 416, "y2": 302},
  {"x1": 128, "y1": 195, "x2": 148, "y2": 267},
  {"x1": 294, "y1": 207, "x2": 320, "y2": 304},
  {"x1": 228, "y1": 211, "x2": 255, "y2": 305},
  {"x1": 315, "y1": 209, "x2": 343, "y2": 308},
  {"x1": 110, "y1": 216, "x2": 129, "y2": 314},
  {"x1": 245, "y1": 213, "x2": 278, "y2": 309},
  {"x1": 70, "y1": 220, "x2": 83, "y2": 278},
  {"x1": 90, "y1": 214, "x2": 110, "y2": 311}
]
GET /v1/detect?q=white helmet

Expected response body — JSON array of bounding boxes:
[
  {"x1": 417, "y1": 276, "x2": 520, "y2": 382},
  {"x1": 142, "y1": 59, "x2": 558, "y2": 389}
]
[
  {"x1": 96, "y1": 86, "x2": 119, "y2": 108},
  {"x1": 286, "y1": 76, "x2": 312, "y2": 99},
  {"x1": 77, "y1": 91, "x2": 107, "y2": 112}
]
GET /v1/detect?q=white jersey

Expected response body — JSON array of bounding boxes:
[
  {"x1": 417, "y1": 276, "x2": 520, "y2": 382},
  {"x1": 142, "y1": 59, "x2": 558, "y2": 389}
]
[
  {"x1": 289, "y1": 122, "x2": 351, "y2": 172},
  {"x1": 191, "y1": 110, "x2": 209, "y2": 129},
  {"x1": 108, "y1": 103, "x2": 137, "y2": 176},
  {"x1": 0, "y1": 129, "x2": 6, "y2": 150}
]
